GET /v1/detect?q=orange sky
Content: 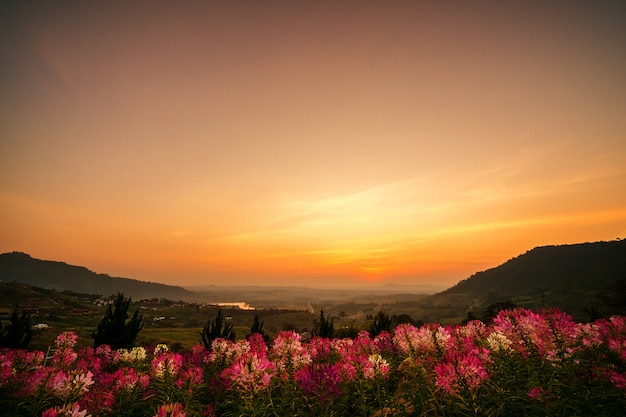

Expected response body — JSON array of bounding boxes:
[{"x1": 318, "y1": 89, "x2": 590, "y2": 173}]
[{"x1": 1, "y1": 1, "x2": 625, "y2": 289}]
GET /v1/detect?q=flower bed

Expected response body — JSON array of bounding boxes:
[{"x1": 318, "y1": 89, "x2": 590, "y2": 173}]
[{"x1": 1, "y1": 308, "x2": 625, "y2": 416}]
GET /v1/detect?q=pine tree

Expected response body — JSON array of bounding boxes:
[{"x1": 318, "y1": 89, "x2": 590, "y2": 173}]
[
  {"x1": 93, "y1": 293, "x2": 143, "y2": 349},
  {"x1": 315, "y1": 309, "x2": 335, "y2": 338},
  {"x1": 0, "y1": 306, "x2": 33, "y2": 349},
  {"x1": 369, "y1": 310, "x2": 392, "y2": 336},
  {"x1": 246, "y1": 313, "x2": 269, "y2": 343},
  {"x1": 201, "y1": 309, "x2": 235, "y2": 349}
]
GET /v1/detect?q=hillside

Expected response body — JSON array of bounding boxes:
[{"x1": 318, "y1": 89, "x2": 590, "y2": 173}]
[
  {"x1": 0, "y1": 252, "x2": 199, "y2": 301},
  {"x1": 429, "y1": 240, "x2": 626, "y2": 321}
]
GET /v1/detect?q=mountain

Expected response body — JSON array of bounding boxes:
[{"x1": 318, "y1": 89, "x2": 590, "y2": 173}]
[
  {"x1": 0, "y1": 252, "x2": 199, "y2": 301},
  {"x1": 429, "y1": 239, "x2": 626, "y2": 320}
]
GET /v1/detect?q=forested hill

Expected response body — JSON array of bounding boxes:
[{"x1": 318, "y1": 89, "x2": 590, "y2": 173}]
[
  {"x1": 0, "y1": 252, "x2": 198, "y2": 301},
  {"x1": 431, "y1": 239, "x2": 626, "y2": 320}
]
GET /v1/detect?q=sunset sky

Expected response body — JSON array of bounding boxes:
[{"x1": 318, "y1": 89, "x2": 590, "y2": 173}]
[{"x1": 2, "y1": 1, "x2": 625, "y2": 289}]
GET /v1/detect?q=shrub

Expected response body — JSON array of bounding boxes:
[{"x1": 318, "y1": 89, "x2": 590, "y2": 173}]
[
  {"x1": 201, "y1": 309, "x2": 235, "y2": 348},
  {"x1": 369, "y1": 310, "x2": 392, "y2": 336},
  {"x1": 0, "y1": 306, "x2": 32, "y2": 349},
  {"x1": 93, "y1": 292, "x2": 143, "y2": 349}
]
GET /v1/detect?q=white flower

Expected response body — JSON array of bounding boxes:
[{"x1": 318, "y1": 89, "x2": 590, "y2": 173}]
[{"x1": 486, "y1": 331, "x2": 512, "y2": 352}]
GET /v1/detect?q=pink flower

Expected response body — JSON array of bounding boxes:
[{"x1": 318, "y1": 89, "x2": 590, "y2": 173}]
[
  {"x1": 154, "y1": 402, "x2": 186, "y2": 417},
  {"x1": 248, "y1": 333, "x2": 268, "y2": 356},
  {"x1": 272, "y1": 331, "x2": 303, "y2": 357},
  {"x1": 42, "y1": 409, "x2": 61, "y2": 417},
  {"x1": 362, "y1": 354, "x2": 390, "y2": 379},
  {"x1": 308, "y1": 336, "x2": 332, "y2": 361},
  {"x1": 47, "y1": 370, "x2": 94, "y2": 397},
  {"x1": 42, "y1": 402, "x2": 91, "y2": 417},
  {"x1": 175, "y1": 367, "x2": 203, "y2": 389},
  {"x1": 55, "y1": 332, "x2": 78, "y2": 350},
  {"x1": 48, "y1": 370, "x2": 71, "y2": 396},
  {"x1": 392, "y1": 323, "x2": 423, "y2": 356},
  {"x1": 435, "y1": 350, "x2": 489, "y2": 396},
  {"x1": 221, "y1": 352, "x2": 275, "y2": 392},
  {"x1": 528, "y1": 386, "x2": 547, "y2": 400},
  {"x1": 0, "y1": 351, "x2": 14, "y2": 385},
  {"x1": 605, "y1": 370, "x2": 626, "y2": 390},
  {"x1": 373, "y1": 331, "x2": 394, "y2": 353},
  {"x1": 152, "y1": 352, "x2": 183, "y2": 379},
  {"x1": 272, "y1": 331, "x2": 311, "y2": 373},
  {"x1": 295, "y1": 363, "x2": 342, "y2": 403}
]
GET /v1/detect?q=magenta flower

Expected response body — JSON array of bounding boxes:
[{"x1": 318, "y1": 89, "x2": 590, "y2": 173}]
[
  {"x1": 152, "y1": 352, "x2": 183, "y2": 379},
  {"x1": 295, "y1": 362, "x2": 342, "y2": 403},
  {"x1": 308, "y1": 336, "x2": 332, "y2": 361},
  {"x1": 435, "y1": 350, "x2": 489, "y2": 396}
]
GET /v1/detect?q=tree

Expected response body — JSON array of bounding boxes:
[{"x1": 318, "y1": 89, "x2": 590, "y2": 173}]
[
  {"x1": 461, "y1": 311, "x2": 480, "y2": 325},
  {"x1": 484, "y1": 301, "x2": 519, "y2": 324},
  {"x1": 369, "y1": 310, "x2": 392, "y2": 336},
  {"x1": 93, "y1": 293, "x2": 143, "y2": 350},
  {"x1": 0, "y1": 306, "x2": 33, "y2": 349},
  {"x1": 201, "y1": 309, "x2": 235, "y2": 349},
  {"x1": 246, "y1": 313, "x2": 269, "y2": 343},
  {"x1": 596, "y1": 277, "x2": 626, "y2": 317},
  {"x1": 314, "y1": 309, "x2": 335, "y2": 338},
  {"x1": 392, "y1": 314, "x2": 416, "y2": 327}
]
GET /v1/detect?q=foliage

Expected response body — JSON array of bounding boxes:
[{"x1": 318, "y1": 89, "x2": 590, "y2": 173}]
[
  {"x1": 1, "y1": 308, "x2": 626, "y2": 416},
  {"x1": 369, "y1": 310, "x2": 392, "y2": 336},
  {"x1": 201, "y1": 309, "x2": 235, "y2": 349},
  {"x1": 596, "y1": 277, "x2": 626, "y2": 317},
  {"x1": 0, "y1": 306, "x2": 33, "y2": 349},
  {"x1": 93, "y1": 293, "x2": 143, "y2": 350}
]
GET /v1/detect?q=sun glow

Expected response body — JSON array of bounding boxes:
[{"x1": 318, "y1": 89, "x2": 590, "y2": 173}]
[{"x1": 2, "y1": 2, "x2": 625, "y2": 287}]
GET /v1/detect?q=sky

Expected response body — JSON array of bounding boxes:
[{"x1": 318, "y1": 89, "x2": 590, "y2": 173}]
[{"x1": 1, "y1": 1, "x2": 626, "y2": 289}]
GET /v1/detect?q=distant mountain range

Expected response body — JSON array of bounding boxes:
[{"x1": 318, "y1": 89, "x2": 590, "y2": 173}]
[
  {"x1": 429, "y1": 239, "x2": 626, "y2": 320},
  {"x1": 1, "y1": 239, "x2": 625, "y2": 320},
  {"x1": 0, "y1": 252, "x2": 198, "y2": 301}
]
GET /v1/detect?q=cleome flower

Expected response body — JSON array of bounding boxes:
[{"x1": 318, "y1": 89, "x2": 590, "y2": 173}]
[
  {"x1": 486, "y1": 330, "x2": 513, "y2": 352},
  {"x1": 153, "y1": 402, "x2": 186, "y2": 417},
  {"x1": 47, "y1": 370, "x2": 94, "y2": 398},
  {"x1": 221, "y1": 352, "x2": 275, "y2": 392},
  {"x1": 117, "y1": 346, "x2": 147, "y2": 363},
  {"x1": 41, "y1": 402, "x2": 91, "y2": 417},
  {"x1": 362, "y1": 353, "x2": 390, "y2": 379},
  {"x1": 152, "y1": 352, "x2": 183, "y2": 379}
]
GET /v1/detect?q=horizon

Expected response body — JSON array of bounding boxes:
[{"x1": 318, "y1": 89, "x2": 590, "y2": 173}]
[
  {"x1": 2, "y1": 1, "x2": 626, "y2": 289},
  {"x1": 4, "y1": 238, "x2": 622, "y2": 293}
]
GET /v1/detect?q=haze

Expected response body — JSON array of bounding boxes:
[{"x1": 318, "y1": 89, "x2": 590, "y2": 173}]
[{"x1": 1, "y1": 1, "x2": 625, "y2": 289}]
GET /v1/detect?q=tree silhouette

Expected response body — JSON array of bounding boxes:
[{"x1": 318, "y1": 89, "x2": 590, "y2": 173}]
[
  {"x1": 0, "y1": 306, "x2": 33, "y2": 349},
  {"x1": 201, "y1": 309, "x2": 235, "y2": 349},
  {"x1": 93, "y1": 293, "x2": 143, "y2": 349},
  {"x1": 369, "y1": 310, "x2": 392, "y2": 336},
  {"x1": 315, "y1": 309, "x2": 335, "y2": 338},
  {"x1": 461, "y1": 311, "x2": 480, "y2": 325},
  {"x1": 484, "y1": 301, "x2": 519, "y2": 324},
  {"x1": 246, "y1": 313, "x2": 269, "y2": 343}
]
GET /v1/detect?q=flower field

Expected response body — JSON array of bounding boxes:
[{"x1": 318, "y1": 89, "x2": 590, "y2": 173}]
[{"x1": 1, "y1": 308, "x2": 625, "y2": 416}]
